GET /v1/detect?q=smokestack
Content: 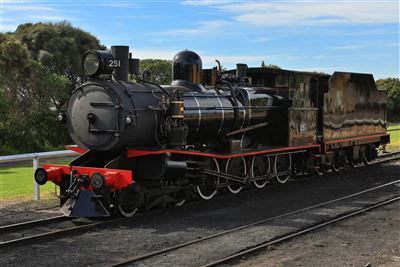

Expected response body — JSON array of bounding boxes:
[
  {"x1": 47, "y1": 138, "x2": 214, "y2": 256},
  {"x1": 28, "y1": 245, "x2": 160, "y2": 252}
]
[
  {"x1": 128, "y1": 52, "x2": 140, "y2": 75},
  {"x1": 236, "y1": 63, "x2": 248, "y2": 80},
  {"x1": 111, "y1": 45, "x2": 129, "y2": 82}
]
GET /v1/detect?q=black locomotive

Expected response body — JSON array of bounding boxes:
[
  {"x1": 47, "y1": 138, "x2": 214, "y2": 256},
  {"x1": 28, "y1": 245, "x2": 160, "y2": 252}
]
[{"x1": 35, "y1": 45, "x2": 389, "y2": 217}]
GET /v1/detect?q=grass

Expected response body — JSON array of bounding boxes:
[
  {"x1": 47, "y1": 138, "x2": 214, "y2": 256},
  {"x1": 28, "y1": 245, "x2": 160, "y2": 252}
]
[
  {"x1": 387, "y1": 123, "x2": 400, "y2": 150},
  {"x1": 0, "y1": 166, "x2": 56, "y2": 199},
  {"x1": 0, "y1": 158, "x2": 72, "y2": 203}
]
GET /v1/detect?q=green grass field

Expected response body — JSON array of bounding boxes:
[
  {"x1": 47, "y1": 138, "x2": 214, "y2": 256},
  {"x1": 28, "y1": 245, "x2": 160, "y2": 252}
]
[
  {"x1": 0, "y1": 159, "x2": 71, "y2": 203},
  {"x1": 388, "y1": 124, "x2": 400, "y2": 150},
  {"x1": 0, "y1": 166, "x2": 57, "y2": 199}
]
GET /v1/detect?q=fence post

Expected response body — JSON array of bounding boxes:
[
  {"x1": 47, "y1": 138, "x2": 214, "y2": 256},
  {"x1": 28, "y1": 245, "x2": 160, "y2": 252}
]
[{"x1": 33, "y1": 156, "x2": 40, "y2": 201}]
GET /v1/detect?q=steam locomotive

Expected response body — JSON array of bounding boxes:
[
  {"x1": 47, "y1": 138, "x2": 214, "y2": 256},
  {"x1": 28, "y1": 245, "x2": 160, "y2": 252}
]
[{"x1": 34, "y1": 45, "x2": 389, "y2": 217}]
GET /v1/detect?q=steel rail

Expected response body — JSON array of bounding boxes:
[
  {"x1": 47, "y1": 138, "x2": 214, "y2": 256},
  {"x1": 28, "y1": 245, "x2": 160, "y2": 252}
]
[
  {"x1": 375, "y1": 151, "x2": 400, "y2": 162},
  {"x1": 202, "y1": 196, "x2": 400, "y2": 267},
  {"x1": 0, "y1": 215, "x2": 67, "y2": 234},
  {"x1": 0, "y1": 217, "x2": 126, "y2": 249},
  {"x1": 348, "y1": 151, "x2": 400, "y2": 168},
  {"x1": 106, "y1": 179, "x2": 400, "y2": 267}
]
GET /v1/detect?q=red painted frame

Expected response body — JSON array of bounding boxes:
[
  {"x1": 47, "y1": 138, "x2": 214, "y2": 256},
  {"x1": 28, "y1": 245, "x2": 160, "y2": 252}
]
[
  {"x1": 66, "y1": 145, "x2": 87, "y2": 154},
  {"x1": 42, "y1": 164, "x2": 133, "y2": 191},
  {"x1": 324, "y1": 133, "x2": 390, "y2": 152},
  {"x1": 126, "y1": 144, "x2": 321, "y2": 159},
  {"x1": 65, "y1": 132, "x2": 390, "y2": 164}
]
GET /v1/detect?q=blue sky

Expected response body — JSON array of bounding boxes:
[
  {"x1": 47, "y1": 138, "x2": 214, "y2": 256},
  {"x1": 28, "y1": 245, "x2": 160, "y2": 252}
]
[{"x1": 1, "y1": 0, "x2": 399, "y2": 79}]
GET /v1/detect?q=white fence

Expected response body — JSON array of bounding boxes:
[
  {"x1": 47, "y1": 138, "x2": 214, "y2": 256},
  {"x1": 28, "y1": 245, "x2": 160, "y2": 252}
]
[{"x1": 0, "y1": 150, "x2": 78, "y2": 201}]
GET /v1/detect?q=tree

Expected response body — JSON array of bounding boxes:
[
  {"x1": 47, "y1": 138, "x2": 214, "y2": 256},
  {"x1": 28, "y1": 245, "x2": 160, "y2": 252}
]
[
  {"x1": 266, "y1": 64, "x2": 281, "y2": 69},
  {"x1": 0, "y1": 38, "x2": 71, "y2": 154},
  {"x1": 0, "y1": 89, "x2": 8, "y2": 152},
  {"x1": 261, "y1": 60, "x2": 281, "y2": 69},
  {"x1": 12, "y1": 21, "x2": 105, "y2": 75},
  {"x1": 0, "y1": 22, "x2": 104, "y2": 155},
  {"x1": 376, "y1": 78, "x2": 400, "y2": 121},
  {"x1": 140, "y1": 59, "x2": 172, "y2": 85}
]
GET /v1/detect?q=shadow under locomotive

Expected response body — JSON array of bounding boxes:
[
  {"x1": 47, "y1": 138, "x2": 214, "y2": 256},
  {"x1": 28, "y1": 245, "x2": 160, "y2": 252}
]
[{"x1": 34, "y1": 45, "x2": 390, "y2": 217}]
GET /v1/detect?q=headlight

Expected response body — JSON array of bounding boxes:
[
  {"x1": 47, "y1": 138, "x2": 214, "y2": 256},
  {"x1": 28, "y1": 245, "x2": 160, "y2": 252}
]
[
  {"x1": 34, "y1": 168, "x2": 48, "y2": 185},
  {"x1": 82, "y1": 50, "x2": 117, "y2": 77},
  {"x1": 91, "y1": 172, "x2": 105, "y2": 190}
]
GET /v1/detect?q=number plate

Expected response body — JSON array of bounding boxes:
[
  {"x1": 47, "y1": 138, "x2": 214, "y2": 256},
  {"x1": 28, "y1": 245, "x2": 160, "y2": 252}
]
[{"x1": 108, "y1": 59, "x2": 121, "y2": 68}]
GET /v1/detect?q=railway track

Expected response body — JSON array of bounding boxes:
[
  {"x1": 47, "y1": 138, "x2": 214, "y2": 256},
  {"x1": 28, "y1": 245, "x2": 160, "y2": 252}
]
[
  {"x1": 340, "y1": 150, "x2": 400, "y2": 170},
  {"x1": 202, "y1": 196, "x2": 400, "y2": 267},
  {"x1": 0, "y1": 215, "x2": 67, "y2": 233},
  {"x1": 0, "y1": 215, "x2": 125, "y2": 249},
  {"x1": 375, "y1": 150, "x2": 400, "y2": 163},
  {"x1": 1, "y1": 152, "x2": 398, "y2": 254},
  {"x1": 106, "y1": 178, "x2": 400, "y2": 267}
]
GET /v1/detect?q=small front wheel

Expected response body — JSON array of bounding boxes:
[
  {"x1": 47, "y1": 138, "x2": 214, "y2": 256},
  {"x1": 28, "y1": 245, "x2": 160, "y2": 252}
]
[{"x1": 112, "y1": 185, "x2": 142, "y2": 218}]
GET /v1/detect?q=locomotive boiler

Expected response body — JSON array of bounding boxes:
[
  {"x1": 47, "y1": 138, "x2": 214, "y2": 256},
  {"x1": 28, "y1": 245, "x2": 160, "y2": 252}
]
[
  {"x1": 35, "y1": 45, "x2": 390, "y2": 217},
  {"x1": 67, "y1": 48, "x2": 277, "y2": 152}
]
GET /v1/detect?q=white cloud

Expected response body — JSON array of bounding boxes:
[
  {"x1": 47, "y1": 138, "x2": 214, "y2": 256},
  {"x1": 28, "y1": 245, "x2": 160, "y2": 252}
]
[
  {"x1": 183, "y1": 0, "x2": 235, "y2": 6},
  {"x1": 331, "y1": 44, "x2": 369, "y2": 50},
  {"x1": 2, "y1": 3, "x2": 56, "y2": 13},
  {"x1": 184, "y1": 0, "x2": 399, "y2": 26},
  {"x1": 28, "y1": 15, "x2": 70, "y2": 21},
  {"x1": 97, "y1": 2, "x2": 137, "y2": 8},
  {"x1": 330, "y1": 42, "x2": 399, "y2": 50},
  {"x1": 159, "y1": 20, "x2": 233, "y2": 36},
  {"x1": 0, "y1": 1, "x2": 76, "y2": 32}
]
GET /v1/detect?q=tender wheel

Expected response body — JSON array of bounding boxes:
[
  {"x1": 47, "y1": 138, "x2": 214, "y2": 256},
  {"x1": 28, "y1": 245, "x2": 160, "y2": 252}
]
[
  {"x1": 349, "y1": 155, "x2": 361, "y2": 168},
  {"x1": 251, "y1": 155, "x2": 271, "y2": 189},
  {"x1": 363, "y1": 145, "x2": 376, "y2": 165},
  {"x1": 331, "y1": 151, "x2": 343, "y2": 172},
  {"x1": 274, "y1": 154, "x2": 291, "y2": 184},
  {"x1": 313, "y1": 157, "x2": 323, "y2": 176},
  {"x1": 348, "y1": 147, "x2": 365, "y2": 168},
  {"x1": 196, "y1": 158, "x2": 220, "y2": 200},
  {"x1": 314, "y1": 167, "x2": 323, "y2": 176},
  {"x1": 225, "y1": 157, "x2": 246, "y2": 194},
  {"x1": 331, "y1": 160, "x2": 341, "y2": 172}
]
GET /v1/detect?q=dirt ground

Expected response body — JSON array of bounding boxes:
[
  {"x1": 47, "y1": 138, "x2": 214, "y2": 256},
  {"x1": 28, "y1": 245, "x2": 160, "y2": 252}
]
[
  {"x1": 0, "y1": 199, "x2": 60, "y2": 226},
  {"x1": 234, "y1": 201, "x2": 400, "y2": 267}
]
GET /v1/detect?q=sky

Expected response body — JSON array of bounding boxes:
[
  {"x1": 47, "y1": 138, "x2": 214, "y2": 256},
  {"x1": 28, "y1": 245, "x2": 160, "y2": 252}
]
[{"x1": 0, "y1": 0, "x2": 399, "y2": 79}]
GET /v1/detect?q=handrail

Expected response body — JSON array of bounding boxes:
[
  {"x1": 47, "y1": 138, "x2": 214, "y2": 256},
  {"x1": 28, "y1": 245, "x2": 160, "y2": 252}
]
[
  {"x1": 0, "y1": 149, "x2": 78, "y2": 201},
  {"x1": 387, "y1": 128, "x2": 400, "y2": 132},
  {"x1": 0, "y1": 150, "x2": 77, "y2": 164}
]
